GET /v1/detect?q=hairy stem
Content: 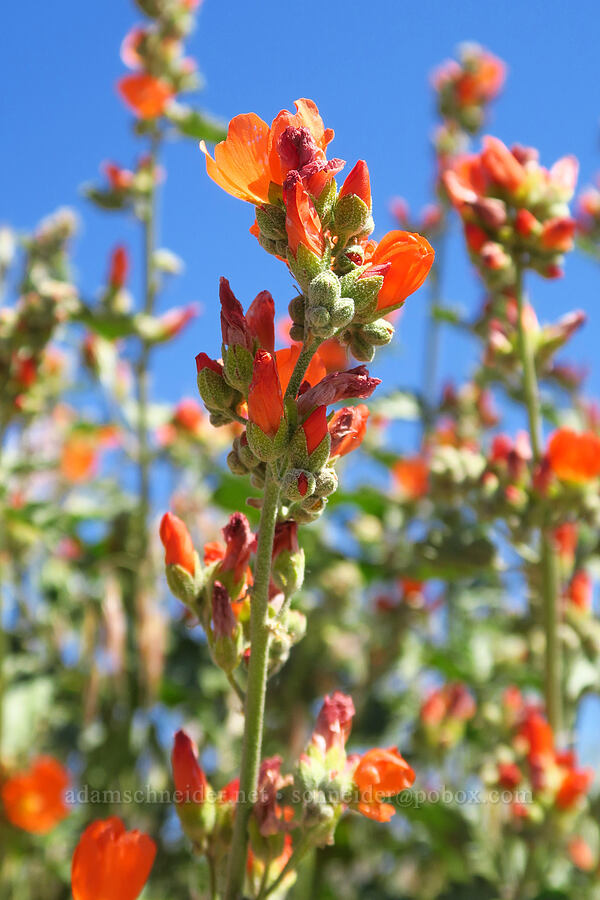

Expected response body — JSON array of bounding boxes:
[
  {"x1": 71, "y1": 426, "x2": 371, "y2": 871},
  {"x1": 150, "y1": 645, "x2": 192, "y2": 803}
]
[
  {"x1": 225, "y1": 471, "x2": 281, "y2": 900},
  {"x1": 514, "y1": 265, "x2": 562, "y2": 734},
  {"x1": 285, "y1": 337, "x2": 322, "y2": 402}
]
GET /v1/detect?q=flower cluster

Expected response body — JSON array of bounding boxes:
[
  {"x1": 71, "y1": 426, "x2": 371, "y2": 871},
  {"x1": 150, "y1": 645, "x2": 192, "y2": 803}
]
[
  {"x1": 117, "y1": 0, "x2": 201, "y2": 121},
  {"x1": 0, "y1": 211, "x2": 78, "y2": 422},
  {"x1": 485, "y1": 701, "x2": 593, "y2": 820},
  {"x1": 201, "y1": 99, "x2": 434, "y2": 356},
  {"x1": 170, "y1": 693, "x2": 414, "y2": 894},
  {"x1": 444, "y1": 137, "x2": 578, "y2": 288},
  {"x1": 196, "y1": 100, "x2": 433, "y2": 525},
  {"x1": 433, "y1": 43, "x2": 506, "y2": 140}
]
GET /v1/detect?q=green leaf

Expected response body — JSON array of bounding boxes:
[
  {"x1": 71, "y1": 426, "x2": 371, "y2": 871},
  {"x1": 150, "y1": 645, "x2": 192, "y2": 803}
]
[{"x1": 170, "y1": 107, "x2": 227, "y2": 143}]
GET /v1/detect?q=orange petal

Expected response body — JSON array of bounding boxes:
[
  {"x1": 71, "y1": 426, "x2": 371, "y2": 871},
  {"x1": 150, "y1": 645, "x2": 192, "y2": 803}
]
[{"x1": 201, "y1": 113, "x2": 271, "y2": 204}]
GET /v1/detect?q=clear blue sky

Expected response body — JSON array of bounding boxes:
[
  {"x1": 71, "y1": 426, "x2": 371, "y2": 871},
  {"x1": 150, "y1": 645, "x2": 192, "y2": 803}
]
[
  {"x1": 3, "y1": 0, "x2": 600, "y2": 413},
  {"x1": 3, "y1": 0, "x2": 600, "y2": 759}
]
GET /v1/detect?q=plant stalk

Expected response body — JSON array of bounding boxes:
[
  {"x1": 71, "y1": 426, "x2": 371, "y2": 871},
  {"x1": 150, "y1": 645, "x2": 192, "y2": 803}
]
[
  {"x1": 514, "y1": 264, "x2": 562, "y2": 734},
  {"x1": 224, "y1": 471, "x2": 281, "y2": 900},
  {"x1": 135, "y1": 132, "x2": 161, "y2": 568}
]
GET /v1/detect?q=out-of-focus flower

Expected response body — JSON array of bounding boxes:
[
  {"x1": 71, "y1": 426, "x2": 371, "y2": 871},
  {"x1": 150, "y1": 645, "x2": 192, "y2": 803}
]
[
  {"x1": 393, "y1": 456, "x2": 429, "y2": 499},
  {"x1": 1, "y1": 757, "x2": 69, "y2": 834},
  {"x1": 547, "y1": 428, "x2": 600, "y2": 482},
  {"x1": 352, "y1": 748, "x2": 415, "y2": 822},
  {"x1": 118, "y1": 73, "x2": 174, "y2": 119},
  {"x1": 566, "y1": 570, "x2": 592, "y2": 612}
]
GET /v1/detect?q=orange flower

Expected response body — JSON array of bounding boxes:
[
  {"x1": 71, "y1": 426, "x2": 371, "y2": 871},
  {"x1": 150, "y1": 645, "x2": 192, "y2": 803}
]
[
  {"x1": 201, "y1": 99, "x2": 333, "y2": 205},
  {"x1": 159, "y1": 512, "x2": 196, "y2": 574},
  {"x1": 61, "y1": 434, "x2": 97, "y2": 482},
  {"x1": 248, "y1": 350, "x2": 284, "y2": 437},
  {"x1": 569, "y1": 836, "x2": 596, "y2": 871},
  {"x1": 71, "y1": 817, "x2": 156, "y2": 900},
  {"x1": 567, "y1": 570, "x2": 592, "y2": 611},
  {"x1": 2, "y1": 757, "x2": 69, "y2": 834},
  {"x1": 118, "y1": 73, "x2": 173, "y2": 119},
  {"x1": 329, "y1": 404, "x2": 369, "y2": 457},
  {"x1": 556, "y1": 767, "x2": 593, "y2": 810},
  {"x1": 267, "y1": 99, "x2": 334, "y2": 185},
  {"x1": 547, "y1": 428, "x2": 600, "y2": 482},
  {"x1": 275, "y1": 344, "x2": 327, "y2": 394},
  {"x1": 283, "y1": 175, "x2": 325, "y2": 258},
  {"x1": 457, "y1": 55, "x2": 505, "y2": 105},
  {"x1": 173, "y1": 398, "x2": 204, "y2": 433},
  {"x1": 518, "y1": 710, "x2": 554, "y2": 765},
  {"x1": 540, "y1": 217, "x2": 576, "y2": 252},
  {"x1": 366, "y1": 230, "x2": 434, "y2": 312},
  {"x1": 480, "y1": 136, "x2": 527, "y2": 191},
  {"x1": 316, "y1": 337, "x2": 349, "y2": 372},
  {"x1": 108, "y1": 244, "x2": 129, "y2": 289},
  {"x1": 392, "y1": 456, "x2": 429, "y2": 499},
  {"x1": 353, "y1": 748, "x2": 415, "y2": 822}
]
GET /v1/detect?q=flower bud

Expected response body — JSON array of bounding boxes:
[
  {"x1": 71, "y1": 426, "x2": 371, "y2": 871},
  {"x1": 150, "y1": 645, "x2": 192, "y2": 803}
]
[
  {"x1": 160, "y1": 513, "x2": 195, "y2": 574},
  {"x1": 211, "y1": 582, "x2": 242, "y2": 673},
  {"x1": 171, "y1": 730, "x2": 215, "y2": 843},
  {"x1": 159, "y1": 513, "x2": 198, "y2": 605},
  {"x1": 339, "y1": 160, "x2": 371, "y2": 209},
  {"x1": 308, "y1": 272, "x2": 341, "y2": 311},
  {"x1": 281, "y1": 468, "x2": 316, "y2": 501}
]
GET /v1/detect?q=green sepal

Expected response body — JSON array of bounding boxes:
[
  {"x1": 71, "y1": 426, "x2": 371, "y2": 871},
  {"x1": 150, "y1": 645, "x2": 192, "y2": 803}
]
[
  {"x1": 246, "y1": 417, "x2": 288, "y2": 462},
  {"x1": 313, "y1": 177, "x2": 337, "y2": 224},
  {"x1": 256, "y1": 204, "x2": 287, "y2": 241},
  {"x1": 223, "y1": 344, "x2": 254, "y2": 393},
  {"x1": 308, "y1": 433, "x2": 331, "y2": 472},
  {"x1": 333, "y1": 195, "x2": 370, "y2": 239},
  {"x1": 307, "y1": 271, "x2": 341, "y2": 312},
  {"x1": 212, "y1": 626, "x2": 244, "y2": 675},
  {"x1": 197, "y1": 367, "x2": 237, "y2": 412},
  {"x1": 314, "y1": 467, "x2": 338, "y2": 497},
  {"x1": 175, "y1": 797, "x2": 216, "y2": 848},
  {"x1": 359, "y1": 319, "x2": 395, "y2": 346},
  {"x1": 330, "y1": 298, "x2": 355, "y2": 329},
  {"x1": 272, "y1": 548, "x2": 306, "y2": 596}
]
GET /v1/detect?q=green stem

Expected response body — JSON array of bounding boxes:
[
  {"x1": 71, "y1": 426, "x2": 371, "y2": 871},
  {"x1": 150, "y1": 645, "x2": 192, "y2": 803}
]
[
  {"x1": 285, "y1": 338, "x2": 322, "y2": 401},
  {"x1": 135, "y1": 132, "x2": 161, "y2": 566},
  {"x1": 514, "y1": 265, "x2": 562, "y2": 734},
  {"x1": 225, "y1": 472, "x2": 281, "y2": 900}
]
